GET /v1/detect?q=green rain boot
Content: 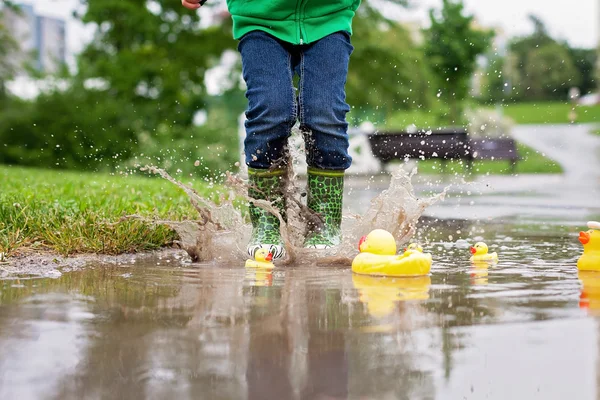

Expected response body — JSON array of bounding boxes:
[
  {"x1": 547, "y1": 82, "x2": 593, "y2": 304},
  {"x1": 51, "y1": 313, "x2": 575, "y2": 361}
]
[
  {"x1": 304, "y1": 168, "x2": 344, "y2": 249},
  {"x1": 247, "y1": 167, "x2": 286, "y2": 260}
]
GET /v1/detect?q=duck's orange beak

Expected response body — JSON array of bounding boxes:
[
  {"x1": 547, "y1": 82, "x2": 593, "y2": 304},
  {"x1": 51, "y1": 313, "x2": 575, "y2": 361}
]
[
  {"x1": 265, "y1": 253, "x2": 273, "y2": 262},
  {"x1": 579, "y1": 231, "x2": 591, "y2": 245},
  {"x1": 470, "y1": 247, "x2": 477, "y2": 254},
  {"x1": 358, "y1": 235, "x2": 367, "y2": 252}
]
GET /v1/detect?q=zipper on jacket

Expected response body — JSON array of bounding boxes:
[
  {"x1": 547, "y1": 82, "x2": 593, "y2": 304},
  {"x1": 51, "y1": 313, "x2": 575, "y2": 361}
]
[{"x1": 296, "y1": 0, "x2": 304, "y2": 44}]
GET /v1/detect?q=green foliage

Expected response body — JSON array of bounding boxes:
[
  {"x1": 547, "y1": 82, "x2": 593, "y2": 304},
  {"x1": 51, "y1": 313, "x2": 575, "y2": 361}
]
[
  {"x1": 0, "y1": 85, "x2": 241, "y2": 175},
  {"x1": 479, "y1": 55, "x2": 508, "y2": 104},
  {"x1": 596, "y1": 47, "x2": 600, "y2": 92},
  {"x1": 524, "y1": 43, "x2": 580, "y2": 100},
  {"x1": 424, "y1": 0, "x2": 493, "y2": 124},
  {"x1": 507, "y1": 15, "x2": 582, "y2": 101},
  {"x1": 0, "y1": 83, "x2": 138, "y2": 170},
  {"x1": 348, "y1": 3, "x2": 432, "y2": 123},
  {"x1": 0, "y1": 0, "x2": 241, "y2": 176},
  {"x1": 77, "y1": 0, "x2": 236, "y2": 128},
  {"x1": 508, "y1": 15, "x2": 555, "y2": 80},
  {"x1": 479, "y1": 15, "x2": 595, "y2": 104},
  {"x1": 567, "y1": 47, "x2": 598, "y2": 95}
]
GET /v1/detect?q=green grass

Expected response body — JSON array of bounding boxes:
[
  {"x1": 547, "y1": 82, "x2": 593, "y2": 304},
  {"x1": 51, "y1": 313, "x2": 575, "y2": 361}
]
[
  {"x1": 496, "y1": 102, "x2": 600, "y2": 125},
  {"x1": 593, "y1": 128, "x2": 600, "y2": 136},
  {"x1": 396, "y1": 142, "x2": 563, "y2": 175},
  {"x1": 0, "y1": 166, "x2": 223, "y2": 256},
  {"x1": 381, "y1": 102, "x2": 600, "y2": 129}
]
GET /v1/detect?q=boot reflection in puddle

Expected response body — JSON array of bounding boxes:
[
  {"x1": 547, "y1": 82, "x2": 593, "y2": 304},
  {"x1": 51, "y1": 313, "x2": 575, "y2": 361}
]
[{"x1": 247, "y1": 328, "x2": 348, "y2": 399}]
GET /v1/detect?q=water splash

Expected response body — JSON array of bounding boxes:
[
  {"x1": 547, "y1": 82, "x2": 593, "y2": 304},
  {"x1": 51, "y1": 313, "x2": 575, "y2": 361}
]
[
  {"x1": 141, "y1": 166, "x2": 249, "y2": 262},
  {"x1": 142, "y1": 159, "x2": 445, "y2": 266},
  {"x1": 339, "y1": 167, "x2": 446, "y2": 255}
]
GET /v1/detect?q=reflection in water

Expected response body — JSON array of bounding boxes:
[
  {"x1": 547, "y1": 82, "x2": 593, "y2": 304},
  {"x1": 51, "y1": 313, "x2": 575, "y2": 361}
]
[
  {"x1": 579, "y1": 271, "x2": 600, "y2": 314},
  {"x1": 0, "y1": 226, "x2": 597, "y2": 399},
  {"x1": 246, "y1": 267, "x2": 274, "y2": 287},
  {"x1": 352, "y1": 275, "x2": 430, "y2": 318},
  {"x1": 470, "y1": 261, "x2": 490, "y2": 286}
]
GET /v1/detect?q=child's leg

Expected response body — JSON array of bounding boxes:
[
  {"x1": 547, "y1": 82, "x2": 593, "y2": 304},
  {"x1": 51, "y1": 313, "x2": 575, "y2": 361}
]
[
  {"x1": 238, "y1": 31, "x2": 296, "y2": 259},
  {"x1": 298, "y1": 31, "x2": 354, "y2": 248},
  {"x1": 239, "y1": 31, "x2": 297, "y2": 169}
]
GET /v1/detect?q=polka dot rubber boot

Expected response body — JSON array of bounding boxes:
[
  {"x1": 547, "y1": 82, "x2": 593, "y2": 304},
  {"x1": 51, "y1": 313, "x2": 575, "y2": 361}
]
[
  {"x1": 247, "y1": 168, "x2": 286, "y2": 260},
  {"x1": 304, "y1": 168, "x2": 344, "y2": 249}
]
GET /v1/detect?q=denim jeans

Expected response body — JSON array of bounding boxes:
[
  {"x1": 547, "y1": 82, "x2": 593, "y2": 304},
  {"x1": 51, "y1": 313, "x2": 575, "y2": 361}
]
[{"x1": 238, "y1": 30, "x2": 354, "y2": 171}]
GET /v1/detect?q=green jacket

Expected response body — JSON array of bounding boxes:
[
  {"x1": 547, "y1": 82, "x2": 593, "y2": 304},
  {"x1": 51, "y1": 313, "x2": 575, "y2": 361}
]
[{"x1": 227, "y1": 0, "x2": 361, "y2": 45}]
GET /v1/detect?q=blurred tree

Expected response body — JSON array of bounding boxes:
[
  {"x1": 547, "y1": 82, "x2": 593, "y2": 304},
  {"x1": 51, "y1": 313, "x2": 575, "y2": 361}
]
[
  {"x1": 0, "y1": 1, "x2": 240, "y2": 174},
  {"x1": 597, "y1": 46, "x2": 600, "y2": 95},
  {"x1": 524, "y1": 43, "x2": 580, "y2": 100},
  {"x1": 77, "y1": 0, "x2": 236, "y2": 129},
  {"x1": 0, "y1": 83, "x2": 139, "y2": 169},
  {"x1": 507, "y1": 15, "x2": 584, "y2": 100},
  {"x1": 508, "y1": 15, "x2": 555, "y2": 81},
  {"x1": 348, "y1": 2, "x2": 432, "y2": 123},
  {"x1": 479, "y1": 55, "x2": 507, "y2": 104},
  {"x1": 567, "y1": 48, "x2": 597, "y2": 95},
  {"x1": 424, "y1": 0, "x2": 493, "y2": 123}
]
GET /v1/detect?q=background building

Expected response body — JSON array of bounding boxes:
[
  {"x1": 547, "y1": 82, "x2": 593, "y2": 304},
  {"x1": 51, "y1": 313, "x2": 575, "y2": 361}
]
[{"x1": 2, "y1": 3, "x2": 66, "y2": 74}]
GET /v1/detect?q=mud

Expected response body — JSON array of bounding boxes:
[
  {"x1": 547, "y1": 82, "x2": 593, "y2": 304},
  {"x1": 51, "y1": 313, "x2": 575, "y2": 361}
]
[{"x1": 0, "y1": 248, "x2": 189, "y2": 279}]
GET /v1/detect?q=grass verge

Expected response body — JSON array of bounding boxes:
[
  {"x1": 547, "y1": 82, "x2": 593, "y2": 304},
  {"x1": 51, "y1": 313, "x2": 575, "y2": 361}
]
[
  {"x1": 381, "y1": 102, "x2": 600, "y2": 129},
  {"x1": 494, "y1": 102, "x2": 600, "y2": 125},
  {"x1": 392, "y1": 142, "x2": 563, "y2": 175},
  {"x1": 0, "y1": 166, "x2": 222, "y2": 256}
]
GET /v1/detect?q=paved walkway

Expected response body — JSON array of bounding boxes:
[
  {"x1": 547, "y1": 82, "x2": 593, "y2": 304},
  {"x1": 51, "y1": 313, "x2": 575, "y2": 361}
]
[
  {"x1": 345, "y1": 124, "x2": 600, "y2": 223},
  {"x1": 511, "y1": 124, "x2": 600, "y2": 181}
]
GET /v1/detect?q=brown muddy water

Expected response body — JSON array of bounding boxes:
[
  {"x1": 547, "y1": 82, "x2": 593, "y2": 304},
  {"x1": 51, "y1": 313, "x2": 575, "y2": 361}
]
[
  {"x1": 2, "y1": 144, "x2": 600, "y2": 400},
  {"x1": 0, "y1": 220, "x2": 597, "y2": 400}
]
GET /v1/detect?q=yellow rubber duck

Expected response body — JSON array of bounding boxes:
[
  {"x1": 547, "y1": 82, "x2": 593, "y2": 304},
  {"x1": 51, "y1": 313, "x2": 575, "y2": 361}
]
[
  {"x1": 403, "y1": 243, "x2": 424, "y2": 256},
  {"x1": 245, "y1": 248, "x2": 275, "y2": 269},
  {"x1": 577, "y1": 221, "x2": 600, "y2": 271},
  {"x1": 352, "y1": 229, "x2": 432, "y2": 277},
  {"x1": 469, "y1": 242, "x2": 498, "y2": 262},
  {"x1": 352, "y1": 274, "x2": 431, "y2": 318}
]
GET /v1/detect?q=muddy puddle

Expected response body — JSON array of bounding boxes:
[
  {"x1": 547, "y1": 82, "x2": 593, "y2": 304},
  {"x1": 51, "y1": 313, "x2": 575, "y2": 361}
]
[{"x1": 0, "y1": 220, "x2": 596, "y2": 400}]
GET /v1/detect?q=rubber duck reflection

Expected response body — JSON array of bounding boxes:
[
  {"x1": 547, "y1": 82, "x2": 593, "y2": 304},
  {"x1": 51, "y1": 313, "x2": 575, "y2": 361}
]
[
  {"x1": 245, "y1": 268, "x2": 273, "y2": 287},
  {"x1": 470, "y1": 261, "x2": 489, "y2": 286},
  {"x1": 578, "y1": 271, "x2": 600, "y2": 314},
  {"x1": 352, "y1": 274, "x2": 431, "y2": 318}
]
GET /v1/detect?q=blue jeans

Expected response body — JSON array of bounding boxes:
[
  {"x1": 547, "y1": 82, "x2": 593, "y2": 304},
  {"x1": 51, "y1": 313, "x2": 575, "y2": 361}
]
[{"x1": 238, "y1": 30, "x2": 353, "y2": 171}]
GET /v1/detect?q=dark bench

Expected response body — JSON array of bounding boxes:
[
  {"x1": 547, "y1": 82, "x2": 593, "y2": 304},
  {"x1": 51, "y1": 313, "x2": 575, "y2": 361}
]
[
  {"x1": 469, "y1": 138, "x2": 519, "y2": 171},
  {"x1": 367, "y1": 128, "x2": 519, "y2": 172}
]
